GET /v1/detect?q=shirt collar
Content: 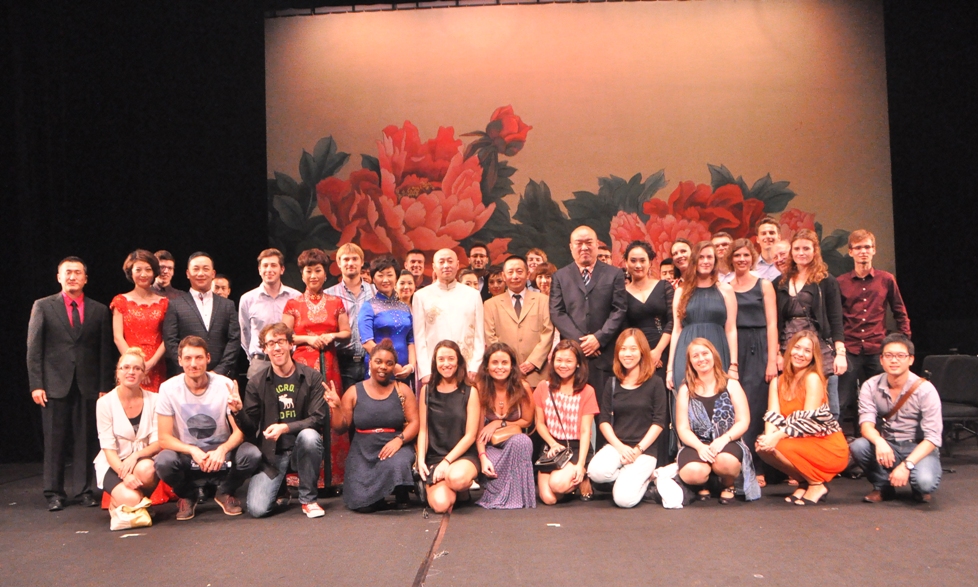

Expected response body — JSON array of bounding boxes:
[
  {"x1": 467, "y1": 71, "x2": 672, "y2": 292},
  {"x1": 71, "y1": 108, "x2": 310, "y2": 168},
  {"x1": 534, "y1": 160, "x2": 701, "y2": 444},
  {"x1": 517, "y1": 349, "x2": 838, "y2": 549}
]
[
  {"x1": 576, "y1": 263, "x2": 594, "y2": 276},
  {"x1": 191, "y1": 288, "x2": 213, "y2": 302},
  {"x1": 62, "y1": 291, "x2": 85, "y2": 304},
  {"x1": 853, "y1": 268, "x2": 876, "y2": 280},
  {"x1": 436, "y1": 279, "x2": 457, "y2": 291},
  {"x1": 507, "y1": 288, "x2": 525, "y2": 301}
]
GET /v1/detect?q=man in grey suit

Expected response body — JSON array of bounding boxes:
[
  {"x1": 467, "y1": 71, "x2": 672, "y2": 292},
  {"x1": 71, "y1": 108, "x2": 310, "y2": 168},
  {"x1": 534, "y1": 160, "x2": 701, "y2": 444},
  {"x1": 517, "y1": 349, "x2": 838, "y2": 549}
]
[
  {"x1": 550, "y1": 226, "x2": 627, "y2": 400},
  {"x1": 27, "y1": 257, "x2": 114, "y2": 511},
  {"x1": 162, "y1": 252, "x2": 240, "y2": 378}
]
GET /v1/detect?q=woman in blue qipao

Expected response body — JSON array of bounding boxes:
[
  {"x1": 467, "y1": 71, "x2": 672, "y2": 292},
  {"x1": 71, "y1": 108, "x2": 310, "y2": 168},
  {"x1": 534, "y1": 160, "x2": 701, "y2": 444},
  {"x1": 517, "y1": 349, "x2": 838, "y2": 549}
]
[{"x1": 359, "y1": 256, "x2": 417, "y2": 388}]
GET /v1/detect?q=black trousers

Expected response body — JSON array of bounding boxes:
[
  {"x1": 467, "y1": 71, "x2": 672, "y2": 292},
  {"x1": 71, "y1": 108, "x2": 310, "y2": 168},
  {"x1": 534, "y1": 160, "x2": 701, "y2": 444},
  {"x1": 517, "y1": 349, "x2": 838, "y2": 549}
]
[
  {"x1": 337, "y1": 354, "x2": 365, "y2": 395},
  {"x1": 839, "y1": 352, "x2": 883, "y2": 433},
  {"x1": 42, "y1": 381, "x2": 98, "y2": 499},
  {"x1": 587, "y1": 362, "x2": 612, "y2": 451}
]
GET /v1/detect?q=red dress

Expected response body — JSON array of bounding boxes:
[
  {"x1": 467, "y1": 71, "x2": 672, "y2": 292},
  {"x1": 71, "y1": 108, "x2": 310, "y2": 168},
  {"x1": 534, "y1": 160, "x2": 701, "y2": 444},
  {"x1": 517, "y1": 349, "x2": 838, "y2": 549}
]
[
  {"x1": 109, "y1": 294, "x2": 176, "y2": 506},
  {"x1": 284, "y1": 292, "x2": 347, "y2": 485},
  {"x1": 110, "y1": 295, "x2": 168, "y2": 392}
]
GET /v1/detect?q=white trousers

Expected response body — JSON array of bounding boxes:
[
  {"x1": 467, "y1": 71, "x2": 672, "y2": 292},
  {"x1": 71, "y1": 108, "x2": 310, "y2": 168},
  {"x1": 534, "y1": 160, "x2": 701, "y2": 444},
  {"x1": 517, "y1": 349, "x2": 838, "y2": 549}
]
[{"x1": 587, "y1": 444, "x2": 657, "y2": 508}]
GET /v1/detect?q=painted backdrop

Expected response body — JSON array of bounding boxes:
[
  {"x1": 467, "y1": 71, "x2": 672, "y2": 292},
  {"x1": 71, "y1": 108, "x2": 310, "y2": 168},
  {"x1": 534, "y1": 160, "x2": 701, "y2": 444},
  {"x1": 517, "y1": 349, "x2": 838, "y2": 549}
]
[{"x1": 265, "y1": 0, "x2": 891, "y2": 281}]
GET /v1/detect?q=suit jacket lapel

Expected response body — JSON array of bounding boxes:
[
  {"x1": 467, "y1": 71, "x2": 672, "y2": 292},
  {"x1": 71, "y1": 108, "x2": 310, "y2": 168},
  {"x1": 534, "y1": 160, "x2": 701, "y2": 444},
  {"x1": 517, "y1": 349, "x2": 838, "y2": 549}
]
[
  {"x1": 502, "y1": 296, "x2": 519, "y2": 324},
  {"x1": 186, "y1": 292, "x2": 208, "y2": 330},
  {"x1": 516, "y1": 294, "x2": 535, "y2": 325},
  {"x1": 51, "y1": 295, "x2": 75, "y2": 338}
]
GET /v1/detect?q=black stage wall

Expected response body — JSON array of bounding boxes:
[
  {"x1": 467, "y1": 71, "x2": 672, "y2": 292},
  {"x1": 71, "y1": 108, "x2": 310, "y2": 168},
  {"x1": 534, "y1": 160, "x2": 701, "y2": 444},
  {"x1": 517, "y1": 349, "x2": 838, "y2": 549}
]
[{"x1": 2, "y1": 0, "x2": 976, "y2": 462}]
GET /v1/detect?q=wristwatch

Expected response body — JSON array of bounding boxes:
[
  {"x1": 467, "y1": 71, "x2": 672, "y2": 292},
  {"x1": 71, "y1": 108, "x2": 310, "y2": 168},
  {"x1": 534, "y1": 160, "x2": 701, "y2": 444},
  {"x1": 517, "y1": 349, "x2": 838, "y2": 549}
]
[
  {"x1": 903, "y1": 460, "x2": 915, "y2": 471},
  {"x1": 396, "y1": 432, "x2": 405, "y2": 442}
]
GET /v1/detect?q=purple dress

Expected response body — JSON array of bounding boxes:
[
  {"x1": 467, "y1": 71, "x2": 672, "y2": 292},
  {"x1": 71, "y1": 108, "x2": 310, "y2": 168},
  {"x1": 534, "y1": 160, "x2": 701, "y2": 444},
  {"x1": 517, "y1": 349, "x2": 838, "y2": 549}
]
[{"x1": 476, "y1": 404, "x2": 536, "y2": 509}]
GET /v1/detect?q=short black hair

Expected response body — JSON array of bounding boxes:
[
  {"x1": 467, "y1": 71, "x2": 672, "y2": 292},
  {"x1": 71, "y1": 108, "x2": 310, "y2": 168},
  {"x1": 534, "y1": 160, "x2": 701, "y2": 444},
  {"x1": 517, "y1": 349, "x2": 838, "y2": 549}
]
[
  {"x1": 406, "y1": 249, "x2": 425, "y2": 258},
  {"x1": 369, "y1": 255, "x2": 401, "y2": 280},
  {"x1": 503, "y1": 255, "x2": 527, "y2": 269},
  {"x1": 882, "y1": 333, "x2": 914, "y2": 356},
  {"x1": 188, "y1": 251, "x2": 213, "y2": 265},
  {"x1": 467, "y1": 242, "x2": 489, "y2": 256},
  {"x1": 58, "y1": 256, "x2": 87, "y2": 273},
  {"x1": 214, "y1": 274, "x2": 230, "y2": 286}
]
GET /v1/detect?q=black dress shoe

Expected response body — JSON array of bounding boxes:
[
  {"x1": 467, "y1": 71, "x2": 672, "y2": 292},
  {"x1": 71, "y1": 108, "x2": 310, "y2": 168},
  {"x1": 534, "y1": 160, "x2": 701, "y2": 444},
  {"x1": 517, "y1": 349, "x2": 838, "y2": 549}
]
[
  {"x1": 78, "y1": 494, "x2": 98, "y2": 507},
  {"x1": 47, "y1": 498, "x2": 66, "y2": 512}
]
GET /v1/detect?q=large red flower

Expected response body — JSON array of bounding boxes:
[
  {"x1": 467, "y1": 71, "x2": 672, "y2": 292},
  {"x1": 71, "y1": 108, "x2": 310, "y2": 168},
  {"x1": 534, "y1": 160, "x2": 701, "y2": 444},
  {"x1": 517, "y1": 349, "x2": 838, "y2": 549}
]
[
  {"x1": 643, "y1": 181, "x2": 766, "y2": 239},
  {"x1": 317, "y1": 123, "x2": 495, "y2": 264},
  {"x1": 779, "y1": 208, "x2": 817, "y2": 244},
  {"x1": 610, "y1": 212, "x2": 712, "y2": 277},
  {"x1": 487, "y1": 105, "x2": 532, "y2": 156}
]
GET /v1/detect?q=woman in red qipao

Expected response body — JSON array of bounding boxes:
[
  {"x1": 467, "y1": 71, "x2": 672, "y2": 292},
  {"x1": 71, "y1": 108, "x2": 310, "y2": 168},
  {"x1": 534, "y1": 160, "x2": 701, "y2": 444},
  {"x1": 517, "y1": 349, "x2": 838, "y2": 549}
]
[
  {"x1": 283, "y1": 248, "x2": 351, "y2": 487},
  {"x1": 110, "y1": 250, "x2": 174, "y2": 505}
]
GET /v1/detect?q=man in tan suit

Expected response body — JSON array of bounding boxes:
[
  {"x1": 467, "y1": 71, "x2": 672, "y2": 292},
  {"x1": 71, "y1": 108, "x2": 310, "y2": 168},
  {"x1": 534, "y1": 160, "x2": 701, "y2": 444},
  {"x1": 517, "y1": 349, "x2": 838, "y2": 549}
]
[{"x1": 484, "y1": 255, "x2": 554, "y2": 386}]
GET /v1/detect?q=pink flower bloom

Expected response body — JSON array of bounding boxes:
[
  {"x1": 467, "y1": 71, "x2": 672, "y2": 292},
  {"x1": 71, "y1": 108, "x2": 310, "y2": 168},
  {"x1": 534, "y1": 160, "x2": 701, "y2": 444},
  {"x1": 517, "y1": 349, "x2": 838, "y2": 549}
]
[
  {"x1": 610, "y1": 212, "x2": 712, "y2": 276},
  {"x1": 779, "y1": 208, "x2": 817, "y2": 244},
  {"x1": 643, "y1": 181, "x2": 766, "y2": 239}
]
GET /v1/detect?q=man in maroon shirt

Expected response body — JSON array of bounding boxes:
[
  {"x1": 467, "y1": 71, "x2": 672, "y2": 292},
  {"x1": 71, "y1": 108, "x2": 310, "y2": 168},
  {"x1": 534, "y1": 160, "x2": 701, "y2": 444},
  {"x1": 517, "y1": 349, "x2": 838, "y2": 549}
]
[{"x1": 837, "y1": 230, "x2": 911, "y2": 432}]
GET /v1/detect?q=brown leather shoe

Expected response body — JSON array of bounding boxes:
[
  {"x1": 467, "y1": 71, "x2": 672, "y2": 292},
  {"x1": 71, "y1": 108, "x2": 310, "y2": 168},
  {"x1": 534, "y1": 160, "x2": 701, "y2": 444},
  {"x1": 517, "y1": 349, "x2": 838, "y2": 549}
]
[
  {"x1": 176, "y1": 497, "x2": 196, "y2": 521},
  {"x1": 214, "y1": 492, "x2": 243, "y2": 516},
  {"x1": 863, "y1": 488, "x2": 896, "y2": 503},
  {"x1": 912, "y1": 490, "x2": 932, "y2": 504}
]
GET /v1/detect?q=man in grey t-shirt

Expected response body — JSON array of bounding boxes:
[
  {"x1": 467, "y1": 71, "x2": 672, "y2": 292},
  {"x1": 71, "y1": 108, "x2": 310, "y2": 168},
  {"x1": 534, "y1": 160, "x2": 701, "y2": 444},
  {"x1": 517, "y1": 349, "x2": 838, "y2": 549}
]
[{"x1": 155, "y1": 336, "x2": 260, "y2": 521}]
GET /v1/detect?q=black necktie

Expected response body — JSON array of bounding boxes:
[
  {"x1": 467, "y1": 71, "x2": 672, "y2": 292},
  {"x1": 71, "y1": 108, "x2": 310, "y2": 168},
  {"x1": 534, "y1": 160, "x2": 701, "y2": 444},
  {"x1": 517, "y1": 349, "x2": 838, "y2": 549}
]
[
  {"x1": 582, "y1": 268, "x2": 591, "y2": 287},
  {"x1": 513, "y1": 294, "x2": 522, "y2": 318},
  {"x1": 70, "y1": 301, "x2": 81, "y2": 334}
]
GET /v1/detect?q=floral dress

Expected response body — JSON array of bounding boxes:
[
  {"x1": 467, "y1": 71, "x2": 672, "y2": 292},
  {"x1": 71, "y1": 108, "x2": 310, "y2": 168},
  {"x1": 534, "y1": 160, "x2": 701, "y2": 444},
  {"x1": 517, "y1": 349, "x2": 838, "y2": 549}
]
[
  {"x1": 285, "y1": 291, "x2": 348, "y2": 484},
  {"x1": 110, "y1": 295, "x2": 169, "y2": 392}
]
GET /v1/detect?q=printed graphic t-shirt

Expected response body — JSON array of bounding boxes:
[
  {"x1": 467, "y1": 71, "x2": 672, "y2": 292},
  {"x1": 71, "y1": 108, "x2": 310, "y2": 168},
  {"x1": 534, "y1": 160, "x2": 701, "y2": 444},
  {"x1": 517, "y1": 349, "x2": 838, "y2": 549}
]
[
  {"x1": 157, "y1": 373, "x2": 234, "y2": 451},
  {"x1": 272, "y1": 370, "x2": 301, "y2": 453}
]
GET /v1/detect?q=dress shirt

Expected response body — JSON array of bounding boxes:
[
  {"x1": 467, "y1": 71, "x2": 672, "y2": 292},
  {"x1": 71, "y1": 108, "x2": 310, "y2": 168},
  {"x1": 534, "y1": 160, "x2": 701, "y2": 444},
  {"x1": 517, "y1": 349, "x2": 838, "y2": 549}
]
[
  {"x1": 191, "y1": 288, "x2": 213, "y2": 331},
  {"x1": 837, "y1": 268, "x2": 911, "y2": 355},
  {"x1": 326, "y1": 279, "x2": 375, "y2": 359},
  {"x1": 718, "y1": 271, "x2": 734, "y2": 284},
  {"x1": 754, "y1": 257, "x2": 781, "y2": 282},
  {"x1": 238, "y1": 283, "x2": 301, "y2": 359},
  {"x1": 858, "y1": 373, "x2": 942, "y2": 446},
  {"x1": 507, "y1": 288, "x2": 526, "y2": 311},
  {"x1": 62, "y1": 292, "x2": 85, "y2": 326}
]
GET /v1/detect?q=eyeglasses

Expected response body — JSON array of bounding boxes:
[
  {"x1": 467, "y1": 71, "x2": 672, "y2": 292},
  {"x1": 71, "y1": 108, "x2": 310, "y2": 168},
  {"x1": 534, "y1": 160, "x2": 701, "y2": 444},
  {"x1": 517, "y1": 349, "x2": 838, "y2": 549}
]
[
  {"x1": 882, "y1": 352, "x2": 911, "y2": 360},
  {"x1": 264, "y1": 339, "x2": 291, "y2": 349}
]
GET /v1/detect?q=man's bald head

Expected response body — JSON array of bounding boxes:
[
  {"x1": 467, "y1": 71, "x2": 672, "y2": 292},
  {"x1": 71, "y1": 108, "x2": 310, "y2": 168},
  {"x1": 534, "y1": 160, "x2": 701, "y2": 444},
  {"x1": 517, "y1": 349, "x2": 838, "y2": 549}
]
[
  {"x1": 433, "y1": 249, "x2": 459, "y2": 284},
  {"x1": 569, "y1": 226, "x2": 598, "y2": 267}
]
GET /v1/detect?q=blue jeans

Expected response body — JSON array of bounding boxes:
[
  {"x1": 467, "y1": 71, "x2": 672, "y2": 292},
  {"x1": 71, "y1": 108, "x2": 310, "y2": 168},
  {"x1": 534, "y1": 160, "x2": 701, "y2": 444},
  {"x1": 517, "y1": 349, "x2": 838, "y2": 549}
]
[
  {"x1": 849, "y1": 437, "x2": 942, "y2": 494},
  {"x1": 826, "y1": 374, "x2": 840, "y2": 420},
  {"x1": 246, "y1": 429, "x2": 323, "y2": 517}
]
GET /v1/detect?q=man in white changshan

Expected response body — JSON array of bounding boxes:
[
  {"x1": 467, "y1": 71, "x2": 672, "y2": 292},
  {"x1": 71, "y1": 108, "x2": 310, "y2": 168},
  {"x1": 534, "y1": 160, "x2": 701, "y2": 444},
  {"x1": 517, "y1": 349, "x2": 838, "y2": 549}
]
[{"x1": 412, "y1": 248, "x2": 485, "y2": 384}]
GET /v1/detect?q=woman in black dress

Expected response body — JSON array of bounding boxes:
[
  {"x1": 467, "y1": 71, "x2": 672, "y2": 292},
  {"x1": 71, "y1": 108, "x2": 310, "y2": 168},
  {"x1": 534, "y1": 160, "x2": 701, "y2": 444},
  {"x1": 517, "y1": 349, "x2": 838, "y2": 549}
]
[
  {"x1": 775, "y1": 229, "x2": 847, "y2": 419},
  {"x1": 416, "y1": 340, "x2": 481, "y2": 513},
  {"x1": 325, "y1": 339, "x2": 419, "y2": 512},
  {"x1": 623, "y1": 241, "x2": 674, "y2": 381},
  {"x1": 728, "y1": 238, "x2": 778, "y2": 486}
]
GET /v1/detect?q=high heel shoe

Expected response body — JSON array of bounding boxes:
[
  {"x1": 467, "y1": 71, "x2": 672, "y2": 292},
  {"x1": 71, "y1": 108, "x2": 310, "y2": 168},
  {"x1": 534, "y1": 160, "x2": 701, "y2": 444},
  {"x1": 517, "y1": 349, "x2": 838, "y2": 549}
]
[
  {"x1": 794, "y1": 484, "x2": 829, "y2": 506},
  {"x1": 718, "y1": 486, "x2": 736, "y2": 505},
  {"x1": 784, "y1": 483, "x2": 808, "y2": 503}
]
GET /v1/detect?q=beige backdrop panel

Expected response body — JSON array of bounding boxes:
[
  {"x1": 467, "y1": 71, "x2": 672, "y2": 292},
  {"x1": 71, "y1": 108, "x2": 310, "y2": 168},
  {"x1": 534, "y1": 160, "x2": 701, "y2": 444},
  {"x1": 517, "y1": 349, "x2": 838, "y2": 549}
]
[{"x1": 266, "y1": 0, "x2": 893, "y2": 270}]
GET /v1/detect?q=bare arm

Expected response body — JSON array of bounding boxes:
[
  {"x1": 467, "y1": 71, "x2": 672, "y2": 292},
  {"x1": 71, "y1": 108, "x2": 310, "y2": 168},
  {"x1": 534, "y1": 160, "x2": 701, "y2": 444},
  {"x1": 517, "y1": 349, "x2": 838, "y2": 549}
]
[
  {"x1": 666, "y1": 287, "x2": 683, "y2": 390},
  {"x1": 719, "y1": 283, "x2": 739, "y2": 376},
  {"x1": 761, "y1": 280, "x2": 779, "y2": 382},
  {"x1": 112, "y1": 308, "x2": 130, "y2": 355}
]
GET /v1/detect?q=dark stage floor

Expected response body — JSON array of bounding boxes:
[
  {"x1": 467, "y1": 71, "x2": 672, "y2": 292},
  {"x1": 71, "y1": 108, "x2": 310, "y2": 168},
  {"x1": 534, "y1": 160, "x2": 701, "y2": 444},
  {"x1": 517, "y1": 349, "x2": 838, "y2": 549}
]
[{"x1": 2, "y1": 443, "x2": 977, "y2": 587}]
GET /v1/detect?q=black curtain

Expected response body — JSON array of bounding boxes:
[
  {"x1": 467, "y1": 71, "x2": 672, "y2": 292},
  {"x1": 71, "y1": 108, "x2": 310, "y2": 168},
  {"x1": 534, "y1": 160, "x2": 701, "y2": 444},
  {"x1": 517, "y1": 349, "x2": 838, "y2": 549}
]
[{"x1": 2, "y1": 0, "x2": 977, "y2": 461}]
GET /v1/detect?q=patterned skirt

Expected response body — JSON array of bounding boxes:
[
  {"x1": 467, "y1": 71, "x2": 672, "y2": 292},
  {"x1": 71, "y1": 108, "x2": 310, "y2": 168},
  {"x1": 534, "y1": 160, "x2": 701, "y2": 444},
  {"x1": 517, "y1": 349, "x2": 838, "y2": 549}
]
[{"x1": 476, "y1": 434, "x2": 537, "y2": 509}]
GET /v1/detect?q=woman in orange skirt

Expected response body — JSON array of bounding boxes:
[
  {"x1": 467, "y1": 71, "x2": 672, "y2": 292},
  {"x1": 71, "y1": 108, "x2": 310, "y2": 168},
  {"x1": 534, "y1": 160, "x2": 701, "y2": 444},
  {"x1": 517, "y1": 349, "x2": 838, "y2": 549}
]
[{"x1": 755, "y1": 330, "x2": 849, "y2": 505}]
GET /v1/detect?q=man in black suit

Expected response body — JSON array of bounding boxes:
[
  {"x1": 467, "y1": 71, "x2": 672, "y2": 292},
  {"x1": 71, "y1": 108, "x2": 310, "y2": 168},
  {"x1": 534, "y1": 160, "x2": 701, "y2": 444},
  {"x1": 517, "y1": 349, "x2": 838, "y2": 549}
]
[
  {"x1": 162, "y1": 252, "x2": 240, "y2": 378},
  {"x1": 27, "y1": 257, "x2": 114, "y2": 511},
  {"x1": 152, "y1": 249, "x2": 183, "y2": 299},
  {"x1": 550, "y1": 226, "x2": 627, "y2": 399}
]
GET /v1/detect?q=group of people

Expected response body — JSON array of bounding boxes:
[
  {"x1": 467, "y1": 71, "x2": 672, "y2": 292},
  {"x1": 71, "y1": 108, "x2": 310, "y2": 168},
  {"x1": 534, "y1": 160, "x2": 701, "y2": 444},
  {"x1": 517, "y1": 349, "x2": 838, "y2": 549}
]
[{"x1": 26, "y1": 217, "x2": 943, "y2": 527}]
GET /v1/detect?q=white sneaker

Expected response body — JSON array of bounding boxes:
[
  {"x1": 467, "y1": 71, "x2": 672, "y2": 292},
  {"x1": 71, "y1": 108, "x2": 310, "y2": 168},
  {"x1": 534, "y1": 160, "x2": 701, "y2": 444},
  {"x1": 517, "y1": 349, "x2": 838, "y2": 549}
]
[{"x1": 302, "y1": 503, "x2": 325, "y2": 518}]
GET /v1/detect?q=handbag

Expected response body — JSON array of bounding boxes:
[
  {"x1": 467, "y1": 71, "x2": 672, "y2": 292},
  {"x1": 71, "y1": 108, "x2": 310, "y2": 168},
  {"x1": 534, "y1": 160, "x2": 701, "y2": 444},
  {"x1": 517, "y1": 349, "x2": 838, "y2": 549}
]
[
  {"x1": 533, "y1": 386, "x2": 574, "y2": 473},
  {"x1": 109, "y1": 497, "x2": 153, "y2": 531}
]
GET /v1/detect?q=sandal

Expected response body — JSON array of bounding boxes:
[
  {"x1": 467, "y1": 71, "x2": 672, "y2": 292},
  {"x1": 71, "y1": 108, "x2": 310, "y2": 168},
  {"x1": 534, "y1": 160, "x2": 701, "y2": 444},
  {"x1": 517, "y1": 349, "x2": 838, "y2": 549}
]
[
  {"x1": 784, "y1": 483, "x2": 808, "y2": 503},
  {"x1": 795, "y1": 483, "x2": 829, "y2": 506},
  {"x1": 718, "y1": 487, "x2": 736, "y2": 505}
]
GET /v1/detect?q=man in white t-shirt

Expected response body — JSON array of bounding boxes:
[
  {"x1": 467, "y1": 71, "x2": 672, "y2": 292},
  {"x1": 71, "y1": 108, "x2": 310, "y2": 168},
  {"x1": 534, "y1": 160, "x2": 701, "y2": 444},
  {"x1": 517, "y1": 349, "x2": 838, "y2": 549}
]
[{"x1": 155, "y1": 336, "x2": 260, "y2": 521}]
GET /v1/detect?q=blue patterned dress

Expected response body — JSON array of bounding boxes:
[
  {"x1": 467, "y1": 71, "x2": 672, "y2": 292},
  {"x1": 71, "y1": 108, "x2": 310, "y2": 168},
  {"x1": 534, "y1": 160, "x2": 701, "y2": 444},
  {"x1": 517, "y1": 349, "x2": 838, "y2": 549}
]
[{"x1": 358, "y1": 291, "x2": 414, "y2": 373}]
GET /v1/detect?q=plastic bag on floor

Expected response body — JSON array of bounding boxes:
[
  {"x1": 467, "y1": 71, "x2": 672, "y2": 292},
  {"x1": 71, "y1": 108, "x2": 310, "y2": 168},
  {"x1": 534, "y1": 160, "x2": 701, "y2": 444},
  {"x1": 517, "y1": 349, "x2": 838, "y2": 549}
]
[
  {"x1": 653, "y1": 463, "x2": 683, "y2": 509},
  {"x1": 109, "y1": 497, "x2": 153, "y2": 531}
]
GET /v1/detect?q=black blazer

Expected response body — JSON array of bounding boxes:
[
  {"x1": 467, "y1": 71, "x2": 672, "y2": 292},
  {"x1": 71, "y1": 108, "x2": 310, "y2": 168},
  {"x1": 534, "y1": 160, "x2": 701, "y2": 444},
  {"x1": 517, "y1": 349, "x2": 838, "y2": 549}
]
[
  {"x1": 26, "y1": 292, "x2": 114, "y2": 399},
  {"x1": 234, "y1": 363, "x2": 326, "y2": 478},
  {"x1": 775, "y1": 274, "x2": 845, "y2": 344},
  {"x1": 549, "y1": 261, "x2": 627, "y2": 371},
  {"x1": 162, "y1": 290, "x2": 240, "y2": 377}
]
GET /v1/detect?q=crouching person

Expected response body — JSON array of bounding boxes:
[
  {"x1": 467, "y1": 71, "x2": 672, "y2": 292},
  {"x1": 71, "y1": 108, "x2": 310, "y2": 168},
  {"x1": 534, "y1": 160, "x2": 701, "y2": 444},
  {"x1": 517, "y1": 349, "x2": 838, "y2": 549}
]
[
  {"x1": 154, "y1": 336, "x2": 260, "y2": 521},
  {"x1": 231, "y1": 323, "x2": 326, "y2": 518},
  {"x1": 850, "y1": 333, "x2": 942, "y2": 504}
]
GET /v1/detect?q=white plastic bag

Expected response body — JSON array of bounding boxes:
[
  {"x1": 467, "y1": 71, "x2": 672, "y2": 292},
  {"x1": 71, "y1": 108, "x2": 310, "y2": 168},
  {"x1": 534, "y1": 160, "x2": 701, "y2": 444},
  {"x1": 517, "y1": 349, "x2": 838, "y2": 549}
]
[
  {"x1": 653, "y1": 463, "x2": 684, "y2": 509},
  {"x1": 109, "y1": 497, "x2": 153, "y2": 531}
]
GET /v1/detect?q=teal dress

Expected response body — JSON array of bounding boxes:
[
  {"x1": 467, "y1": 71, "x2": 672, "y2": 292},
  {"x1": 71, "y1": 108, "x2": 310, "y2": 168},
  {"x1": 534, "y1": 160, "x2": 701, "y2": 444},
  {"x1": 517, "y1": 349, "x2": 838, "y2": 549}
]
[{"x1": 672, "y1": 285, "x2": 730, "y2": 390}]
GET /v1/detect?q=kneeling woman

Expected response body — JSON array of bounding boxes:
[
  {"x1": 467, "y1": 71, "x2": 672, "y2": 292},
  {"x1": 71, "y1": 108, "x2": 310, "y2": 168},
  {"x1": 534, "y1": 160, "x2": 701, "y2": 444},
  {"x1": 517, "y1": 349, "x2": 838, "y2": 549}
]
[
  {"x1": 95, "y1": 348, "x2": 161, "y2": 510},
  {"x1": 417, "y1": 341, "x2": 481, "y2": 513},
  {"x1": 475, "y1": 343, "x2": 536, "y2": 509},
  {"x1": 588, "y1": 329, "x2": 668, "y2": 508},
  {"x1": 755, "y1": 331, "x2": 849, "y2": 505},
  {"x1": 326, "y1": 339, "x2": 419, "y2": 512},
  {"x1": 676, "y1": 338, "x2": 761, "y2": 503},
  {"x1": 534, "y1": 340, "x2": 600, "y2": 504}
]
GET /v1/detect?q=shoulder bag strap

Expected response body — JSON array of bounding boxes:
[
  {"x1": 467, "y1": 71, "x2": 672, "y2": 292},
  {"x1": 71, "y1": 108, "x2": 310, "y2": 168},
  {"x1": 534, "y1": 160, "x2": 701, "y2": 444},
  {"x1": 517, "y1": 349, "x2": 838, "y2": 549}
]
[
  {"x1": 547, "y1": 386, "x2": 571, "y2": 449},
  {"x1": 883, "y1": 377, "x2": 926, "y2": 421}
]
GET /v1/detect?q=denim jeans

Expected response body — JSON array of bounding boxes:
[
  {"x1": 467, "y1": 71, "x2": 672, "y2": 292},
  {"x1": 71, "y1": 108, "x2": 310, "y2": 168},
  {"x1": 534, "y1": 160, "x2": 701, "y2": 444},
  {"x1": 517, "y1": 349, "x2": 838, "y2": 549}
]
[
  {"x1": 154, "y1": 443, "x2": 261, "y2": 499},
  {"x1": 849, "y1": 437, "x2": 942, "y2": 494},
  {"x1": 826, "y1": 375, "x2": 840, "y2": 420},
  {"x1": 246, "y1": 428, "x2": 323, "y2": 517}
]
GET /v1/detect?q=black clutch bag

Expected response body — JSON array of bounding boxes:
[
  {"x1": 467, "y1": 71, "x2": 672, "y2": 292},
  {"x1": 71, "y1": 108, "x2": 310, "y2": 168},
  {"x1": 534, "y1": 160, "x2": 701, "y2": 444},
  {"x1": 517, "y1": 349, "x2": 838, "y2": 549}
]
[{"x1": 533, "y1": 387, "x2": 574, "y2": 473}]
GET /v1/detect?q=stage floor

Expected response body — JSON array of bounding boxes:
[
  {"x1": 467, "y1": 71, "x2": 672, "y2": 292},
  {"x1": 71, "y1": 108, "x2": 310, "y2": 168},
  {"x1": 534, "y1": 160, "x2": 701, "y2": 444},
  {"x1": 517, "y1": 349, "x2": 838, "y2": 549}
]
[{"x1": 2, "y1": 443, "x2": 977, "y2": 587}]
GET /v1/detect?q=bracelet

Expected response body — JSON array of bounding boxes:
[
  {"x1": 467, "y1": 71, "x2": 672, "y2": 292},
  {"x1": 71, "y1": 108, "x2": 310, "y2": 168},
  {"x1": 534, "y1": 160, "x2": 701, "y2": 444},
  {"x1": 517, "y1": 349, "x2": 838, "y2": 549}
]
[
  {"x1": 443, "y1": 457, "x2": 453, "y2": 465},
  {"x1": 479, "y1": 452, "x2": 487, "y2": 457}
]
